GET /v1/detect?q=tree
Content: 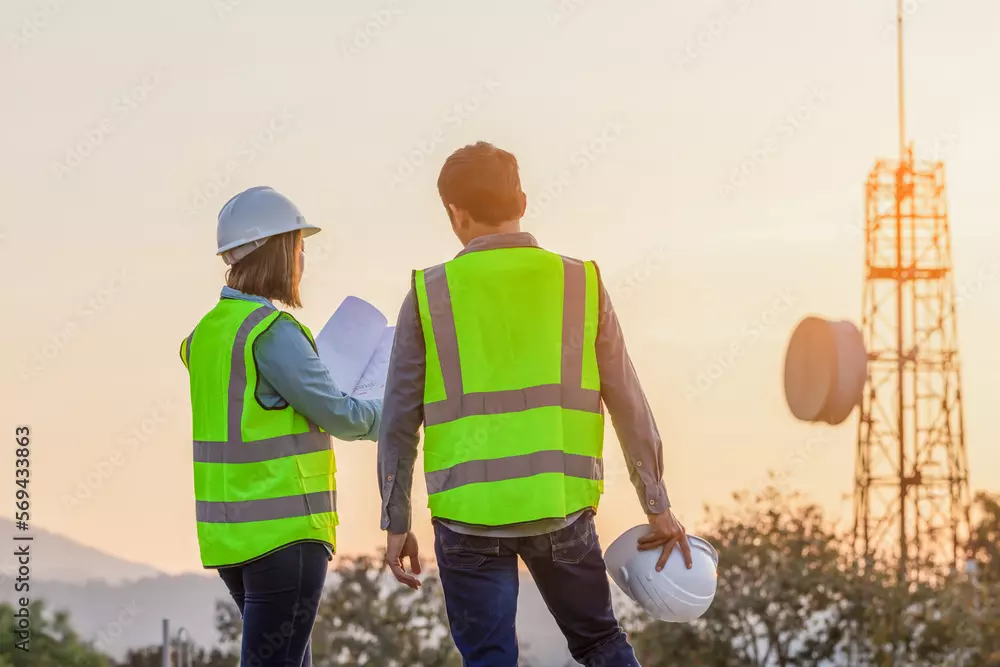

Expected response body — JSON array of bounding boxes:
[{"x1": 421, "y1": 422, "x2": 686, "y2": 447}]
[
  {"x1": 0, "y1": 600, "x2": 111, "y2": 667},
  {"x1": 962, "y1": 493, "x2": 1000, "y2": 666},
  {"x1": 844, "y1": 493, "x2": 1000, "y2": 667},
  {"x1": 213, "y1": 598, "x2": 242, "y2": 657},
  {"x1": 114, "y1": 645, "x2": 237, "y2": 667},
  {"x1": 628, "y1": 484, "x2": 1000, "y2": 667},
  {"x1": 115, "y1": 598, "x2": 240, "y2": 667},
  {"x1": 217, "y1": 553, "x2": 461, "y2": 666},
  {"x1": 306, "y1": 554, "x2": 460, "y2": 666},
  {"x1": 836, "y1": 558, "x2": 981, "y2": 667},
  {"x1": 629, "y1": 484, "x2": 851, "y2": 667}
]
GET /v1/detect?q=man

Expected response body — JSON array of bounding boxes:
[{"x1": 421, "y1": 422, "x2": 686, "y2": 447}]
[{"x1": 378, "y1": 141, "x2": 691, "y2": 667}]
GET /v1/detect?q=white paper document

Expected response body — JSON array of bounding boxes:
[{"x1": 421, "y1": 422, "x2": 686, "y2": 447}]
[{"x1": 315, "y1": 296, "x2": 395, "y2": 400}]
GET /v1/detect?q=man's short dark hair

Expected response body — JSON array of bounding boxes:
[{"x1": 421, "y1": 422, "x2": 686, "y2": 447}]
[{"x1": 437, "y1": 141, "x2": 523, "y2": 225}]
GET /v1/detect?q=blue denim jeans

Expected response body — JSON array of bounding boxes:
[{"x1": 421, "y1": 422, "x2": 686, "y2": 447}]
[
  {"x1": 218, "y1": 541, "x2": 329, "y2": 667},
  {"x1": 434, "y1": 514, "x2": 641, "y2": 667}
]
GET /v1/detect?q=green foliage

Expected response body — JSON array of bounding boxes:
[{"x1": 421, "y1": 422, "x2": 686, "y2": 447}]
[
  {"x1": 112, "y1": 596, "x2": 240, "y2": 666},
  {"x1": 967, "y1": 492, "x2": 1000, "y2": 666},
  {"x1": 305, "y1": 553, "x2": 460, "y2": 666},
  {"x1": 629, "y1": 486, "x2": 1000, "y2": 667},
  {"x1": 114, "y1": 645, "x2": 237, "y2": 667},
  {"x1": 630, "y1": 485, "x2": 848, "y2": 667},
  {"x1": 213, "y1": 597, "x2": 242, "y2": 654},
  {"x1": 215, "y1": 553, "x2": 461, "y2": 667},
  {"x1": 0, "y1": 600, "x2": 111, "y2": 667},
  {"x1": 6, "y1": 490, "x2": 999, "y2": 666},
  {"x1": 103, "y1": 595, "x2": 239, "y2": 666}
]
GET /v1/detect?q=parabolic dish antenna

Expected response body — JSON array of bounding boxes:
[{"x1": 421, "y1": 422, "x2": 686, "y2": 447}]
[{"x1": 783, "y1": 317, "x2": 867, "y2": 425}]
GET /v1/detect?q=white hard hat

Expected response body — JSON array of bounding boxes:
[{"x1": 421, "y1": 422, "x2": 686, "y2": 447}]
[
  {"x1": 217, "y1": 186, "x2": 321, "y2": 265},
  {"x1": 604, "y1": 525, "x2": 719, "y2": 623}
]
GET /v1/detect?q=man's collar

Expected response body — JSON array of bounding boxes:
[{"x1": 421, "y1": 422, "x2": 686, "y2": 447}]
[{"x1": 456, "y1": 232, "x2": 540, "y2": 258}]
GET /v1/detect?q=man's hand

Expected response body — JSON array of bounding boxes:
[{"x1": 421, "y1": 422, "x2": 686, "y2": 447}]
[
  {"x1": 637, "y1": 509, "x2": 693, "y2": 571},
  {"x1": 385, "y1": 531, "x2": 422, "y2": 590}
]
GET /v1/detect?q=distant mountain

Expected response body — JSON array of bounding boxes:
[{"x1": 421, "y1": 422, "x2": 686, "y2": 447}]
[
  {"x1": 0, "y1": 573, "x2": 228, "y2": 658},
  {"x1": 0, "y1": 518, "x2": 162, "y2": 584},
  {"x1": 4, "y1": 570, "x2": 578, "y2": 664},
  {"x1": 0, "y1": 520, "x2": 583, "y2": 664}
]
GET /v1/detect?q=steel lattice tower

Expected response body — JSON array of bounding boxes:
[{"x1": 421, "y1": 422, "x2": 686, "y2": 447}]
[
  {"x1": 853, "y1": 148, "x2": 972, "y2": 579},
  {"x1": 851, "y1": 0, "x2": 972, "y2": 579}
]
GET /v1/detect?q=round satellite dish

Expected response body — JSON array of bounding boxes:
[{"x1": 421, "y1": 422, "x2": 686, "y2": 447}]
[{"x1": 784, "y1": 317, "x2": 867, "y2": 425}]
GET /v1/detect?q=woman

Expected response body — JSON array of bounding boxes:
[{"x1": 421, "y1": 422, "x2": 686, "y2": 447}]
[{"x1": 179, "y1": 185, "x2": 381, "y2": 666}]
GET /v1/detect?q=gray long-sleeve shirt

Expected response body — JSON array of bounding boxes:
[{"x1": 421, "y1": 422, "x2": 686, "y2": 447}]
[{"x1": 377, "y1": 232, "x2": 669, "y2": 537}]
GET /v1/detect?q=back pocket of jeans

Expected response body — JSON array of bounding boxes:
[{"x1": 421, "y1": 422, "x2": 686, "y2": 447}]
[
  {"x1": 440, "y1": 529, "x2": 500, "y2": 570},
  {"x1": 551, "y1": 517, "x2": 596, "y2": 564}
]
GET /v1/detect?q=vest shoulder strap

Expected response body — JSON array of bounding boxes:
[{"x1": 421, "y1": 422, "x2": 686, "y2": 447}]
[{"x1": 271, "y1": 311, "x2": 317, "y2": 352}]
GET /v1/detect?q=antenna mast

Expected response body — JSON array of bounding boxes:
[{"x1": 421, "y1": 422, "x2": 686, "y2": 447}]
[
  {"x1": 897, "y1": 0, "x2": 906, "y2": 158},
  {"x1": 853, "y1": 0, "x2": 972, "y2": 581}
]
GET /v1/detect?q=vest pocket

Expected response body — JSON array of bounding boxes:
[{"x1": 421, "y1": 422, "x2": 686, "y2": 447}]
[
  {"x1": 295, "y1": 455, "x2": 336, "y2": 529},
  {"x1": 303, "y1": 489, "x2": 335, "y2": 529}
]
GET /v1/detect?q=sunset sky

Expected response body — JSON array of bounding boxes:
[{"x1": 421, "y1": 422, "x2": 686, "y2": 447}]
[{"x1": 2, "y1": 0, "x2": 998, "y2": 576}]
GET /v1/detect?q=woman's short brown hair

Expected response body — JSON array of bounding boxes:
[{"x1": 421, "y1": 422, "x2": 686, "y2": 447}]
[{"x1": 226, "y1": 230, "x2": 302, "y2": 308}]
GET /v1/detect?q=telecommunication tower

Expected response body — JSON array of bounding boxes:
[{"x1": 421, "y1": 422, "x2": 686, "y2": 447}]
[{"x1": 852, "y1": 0, "x2": 972, "y2": 579}]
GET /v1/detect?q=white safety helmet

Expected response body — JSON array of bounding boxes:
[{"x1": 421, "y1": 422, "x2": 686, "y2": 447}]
[
  {"x1": 605, "y1": 525, "x2": 719, "y2": 623},
  {"x1": 217, "y1": 186, "x2": 321, "y2": 265}
]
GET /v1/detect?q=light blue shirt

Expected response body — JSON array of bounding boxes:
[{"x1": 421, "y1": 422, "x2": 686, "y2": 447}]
[
  {"x1": 218, "y1": 286, "x2": 382, "y2": 440},
  {"x1": 190, "y1": 288, "x2": 380, "y2": 564}
]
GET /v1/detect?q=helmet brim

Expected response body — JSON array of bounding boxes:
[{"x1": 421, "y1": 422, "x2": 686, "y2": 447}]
[{"x1": 216, "y1": 222, "x2": 322, "y2": 255}]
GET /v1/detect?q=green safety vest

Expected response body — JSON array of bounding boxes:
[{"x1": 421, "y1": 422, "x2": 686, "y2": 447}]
[
  {"x1": 180, "y1": 298, "x2": 337, "y2": 568},
  {"x1": 413, "y1": 246, "x2": 605, "y2": 526}
]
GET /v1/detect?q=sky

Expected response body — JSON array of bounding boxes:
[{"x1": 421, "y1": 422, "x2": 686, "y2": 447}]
[{"x1": 1, "y1": 0, "x2": 998, "y2": 576}]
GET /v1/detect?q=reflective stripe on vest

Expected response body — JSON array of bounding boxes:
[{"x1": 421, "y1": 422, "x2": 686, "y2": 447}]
[
  {"x1": 422, "y1": 257, "x2": 602, "y2": 427},
  {"x1": 196, "y1": 490, "x2": 337, "y2": 523},
  {"x1": 425, "y1": 450, "x2": 603, "y2": 495},
  {"x1": 417, "y1": 254, "x2": 604, "y2": 505},
  {"x1": 193, "y1": 431, "x2": 328, "y2": 464},
  {"x1": 199, "y1": 305, "x2": 336, "y2": 515},
  {"x1": 186, "y1": 301, "x2": 337, "y2": 568}
]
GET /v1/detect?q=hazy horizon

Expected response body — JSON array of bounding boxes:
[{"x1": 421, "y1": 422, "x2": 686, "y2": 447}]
[{"x1": 3, "y1": 0, "x2": 998, "y2": 576}]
